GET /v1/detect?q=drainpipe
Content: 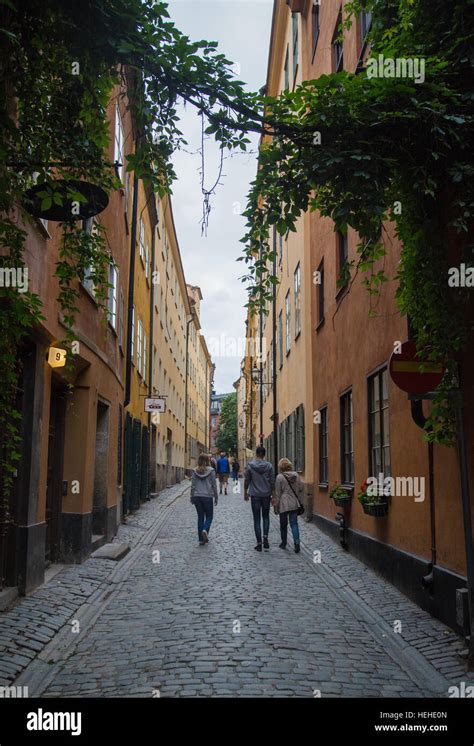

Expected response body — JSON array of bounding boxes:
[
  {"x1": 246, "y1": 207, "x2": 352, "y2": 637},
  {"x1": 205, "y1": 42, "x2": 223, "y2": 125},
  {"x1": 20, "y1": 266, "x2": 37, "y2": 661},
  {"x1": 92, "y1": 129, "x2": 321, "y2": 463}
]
[
  {"x1": 148, "y1": 207, "x2": 156, "y2": 489},
  {"x1": 411, "y1": 400, "x2": 437, "y2": 593},
  {"x1": 124, "y1": 172, "x2": 139, "y2": 408},
  {"x1": 272, "y1": 225, "x2": 278, "y2": 473},
  {"x1": 184, "y1": 312, "x2": 194, "y2": 471}
]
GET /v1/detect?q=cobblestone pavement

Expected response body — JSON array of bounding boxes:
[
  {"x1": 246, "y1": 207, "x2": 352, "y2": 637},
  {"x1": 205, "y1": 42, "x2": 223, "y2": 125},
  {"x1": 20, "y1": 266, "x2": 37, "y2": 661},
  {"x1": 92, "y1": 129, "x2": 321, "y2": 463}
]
[
  {"x1": 5, "y1": 480, "x2": 471, "y2": 698},
  {"x1": 0, "y1": 482, "x2": 187, "y2": 687}
]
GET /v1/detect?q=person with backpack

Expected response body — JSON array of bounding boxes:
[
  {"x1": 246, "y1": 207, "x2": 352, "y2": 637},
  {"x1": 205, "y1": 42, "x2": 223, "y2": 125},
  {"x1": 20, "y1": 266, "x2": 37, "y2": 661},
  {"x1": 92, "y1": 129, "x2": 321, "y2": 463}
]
[
  {"x1": 274, "y1": 458, "x2": 304, "y2": 554},
  {"x1": 244, "y1": 446, "x2": 275, "y2": 552},
  {"x1": 231, "y1": 458, "x2": 240, "y2": 483},
  {"x1": 216, "y1": 451, "x2": 230, "y2": 495},
  {"x1": 190, "y1": 454, "x2": 218, "y2": 545}
]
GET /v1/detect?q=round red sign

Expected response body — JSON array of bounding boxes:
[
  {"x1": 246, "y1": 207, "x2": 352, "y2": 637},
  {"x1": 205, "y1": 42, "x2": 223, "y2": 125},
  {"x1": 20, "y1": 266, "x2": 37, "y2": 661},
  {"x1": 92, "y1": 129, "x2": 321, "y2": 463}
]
[{"x1": 389, "y1": 341, "x2": 445, "y2": 394}]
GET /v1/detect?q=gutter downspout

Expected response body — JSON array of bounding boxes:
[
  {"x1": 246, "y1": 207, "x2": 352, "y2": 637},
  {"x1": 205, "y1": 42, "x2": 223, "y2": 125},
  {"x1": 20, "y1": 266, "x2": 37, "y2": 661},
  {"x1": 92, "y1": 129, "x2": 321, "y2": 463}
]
[
  {"x1": 148, "y1": 211, "x2": 156, "y2": 488},
  {"x1": 272, "y1": 225, "x2": 278, "y2": 473},
  {"x1": 124, "y1": 172, "x2": 139, "y2": 408},
  {"x1": 184, "y1": 313, "x2": 194, "y2": 472}
]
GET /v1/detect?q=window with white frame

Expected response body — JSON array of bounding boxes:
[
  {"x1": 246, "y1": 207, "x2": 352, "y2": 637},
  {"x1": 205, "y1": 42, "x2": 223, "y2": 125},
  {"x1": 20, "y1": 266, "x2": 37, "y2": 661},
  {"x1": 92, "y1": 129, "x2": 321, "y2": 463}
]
[
  {"x1": 294, "y1": 263, "x2": 301, "y2": 337},
  {"x1": 108, "y1": 264, "x2": 118, "y2": 330},
  {"x1": 118, "y1": 288, "x2": 125, "y2": 349},
  {"x1": 292, "y1": 12, "x2": 299, "y2": 83},
  {"x1": 360, "y1": 5, "x2": 373, "y2": 43},
  {"x1": 114, "y1": 105, "x2": 125, "y2": 182},
  {"x1": 143, "y1": 331, "x2": 148, "y2": 383},
  {"x1": 137, "y1": 318, "x2": 143, "y2": 376},
  {"x1": 139, "y1": 217, "x2": 145, "y2": 263},
  {"x1": 285, "y1": 290, "x2": 291, "y2": 354},
  {"x1": 333, "y1": 14, "x2": 344, "y2": 72},
  {"x1": 131, "y1": 305, "x2": 135, "y2": 364},
  {"x1": 284, "y1": 45, "x2": 290, "y2": 91}
]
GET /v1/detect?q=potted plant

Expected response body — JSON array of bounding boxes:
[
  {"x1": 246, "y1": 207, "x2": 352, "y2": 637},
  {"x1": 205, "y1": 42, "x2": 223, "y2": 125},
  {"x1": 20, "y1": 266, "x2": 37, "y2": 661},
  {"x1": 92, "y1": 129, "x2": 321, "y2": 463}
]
[
  {"x1": 358, "y1": 480, "x2": 389, "y2": 517},
  {"x1": 329, "y1": 483, "x2": 351, "y2": 507}
]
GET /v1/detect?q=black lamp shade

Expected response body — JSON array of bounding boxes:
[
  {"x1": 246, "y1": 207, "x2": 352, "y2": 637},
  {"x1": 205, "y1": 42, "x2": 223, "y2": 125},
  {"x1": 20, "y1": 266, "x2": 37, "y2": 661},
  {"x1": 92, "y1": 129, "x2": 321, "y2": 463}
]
[{"x1": 23, "y1": 179, "x2": 109, "y2": 221}]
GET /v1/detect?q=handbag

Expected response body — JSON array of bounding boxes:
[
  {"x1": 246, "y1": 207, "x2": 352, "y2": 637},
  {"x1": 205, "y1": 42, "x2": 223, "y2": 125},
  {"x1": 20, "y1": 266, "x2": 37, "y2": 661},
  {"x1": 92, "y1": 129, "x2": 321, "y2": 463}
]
[{"x1": 283, "y1": 474, "x2": 305, "y2": 516}]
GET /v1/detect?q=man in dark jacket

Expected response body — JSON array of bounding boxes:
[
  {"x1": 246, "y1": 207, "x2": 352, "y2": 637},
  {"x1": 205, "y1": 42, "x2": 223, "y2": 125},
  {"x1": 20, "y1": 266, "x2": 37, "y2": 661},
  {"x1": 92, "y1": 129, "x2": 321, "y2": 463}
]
[
  {"x1": 216, "y1": 452, "x2": 230, "y2": 495},
  {"x1": 244, "y1": 446, "x2": 275, "y2": 552}
]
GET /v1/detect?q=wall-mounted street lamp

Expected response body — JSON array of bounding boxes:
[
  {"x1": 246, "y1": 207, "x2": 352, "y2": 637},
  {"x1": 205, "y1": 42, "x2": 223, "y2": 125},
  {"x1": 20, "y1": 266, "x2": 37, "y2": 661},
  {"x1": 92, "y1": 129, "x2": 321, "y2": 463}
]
[{"x1": 251, "y1": 364, "x2": 271, "y2": 386}]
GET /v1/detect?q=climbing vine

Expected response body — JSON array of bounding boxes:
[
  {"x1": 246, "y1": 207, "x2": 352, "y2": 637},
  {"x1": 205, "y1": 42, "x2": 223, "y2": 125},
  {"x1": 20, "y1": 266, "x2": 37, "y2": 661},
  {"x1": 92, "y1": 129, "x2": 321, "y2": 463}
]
[
  {"x1": 0, "y1": 0, "x2": 264, "y2": 508},
  {"x1": 240, "y1": 0, "x2": 474, "y2": 445}
]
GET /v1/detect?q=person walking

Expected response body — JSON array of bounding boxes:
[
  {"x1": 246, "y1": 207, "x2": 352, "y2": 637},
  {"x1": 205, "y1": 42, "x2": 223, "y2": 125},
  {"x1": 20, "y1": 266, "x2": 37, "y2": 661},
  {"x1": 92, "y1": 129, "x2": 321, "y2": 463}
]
[
  {"x1": 190, "y1": 454, "x2": 218, "y2": 545},
  {"x1": 274, "y1": 458, "x2": 303, "y2": 554},
  {"x1": 216, "y1": 451, "x2": 230, "y2": 495},
  {"x1": 231, "y1": 458, "x2": 240, "y2": 483},
  {"x1": 209, "y1": 454, "x2": 217, "y2": 471},
  {"x1": 244, "y1": 446, "x2": 275, "y2": 552}
]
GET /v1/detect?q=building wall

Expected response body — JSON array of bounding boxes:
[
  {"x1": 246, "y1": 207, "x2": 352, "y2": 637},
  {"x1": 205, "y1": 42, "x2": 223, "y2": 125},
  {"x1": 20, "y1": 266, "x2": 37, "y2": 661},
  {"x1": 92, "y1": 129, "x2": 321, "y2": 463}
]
[
  {"x1": 252, "y1": 0, "x2": 474, "y2": 632},
  {"x1": 6, "y1": 82, "x2": 134, "y2": 592},
  {"x1": 149, "y1": 195, "x2": 188, "y2": 490},
  {"x1": 259, "y1": 1, "x2": 314, "y2": 505}
]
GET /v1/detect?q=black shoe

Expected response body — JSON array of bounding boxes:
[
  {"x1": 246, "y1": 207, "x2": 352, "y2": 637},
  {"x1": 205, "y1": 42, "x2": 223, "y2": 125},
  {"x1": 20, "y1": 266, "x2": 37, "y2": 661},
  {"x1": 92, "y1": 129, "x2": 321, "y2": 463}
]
[
  {"x1": 279, "y1": 542, "x2": 287, "y2": 549},
  {"x1": 294, "y1": 542, "x2": 300, "y2": 554},
  {"x1": 263, "y1": 537, "x2": 269, "y2": 550},
  {"x1": 254, "y1": 543, "x2": 262, "y2": 552}
]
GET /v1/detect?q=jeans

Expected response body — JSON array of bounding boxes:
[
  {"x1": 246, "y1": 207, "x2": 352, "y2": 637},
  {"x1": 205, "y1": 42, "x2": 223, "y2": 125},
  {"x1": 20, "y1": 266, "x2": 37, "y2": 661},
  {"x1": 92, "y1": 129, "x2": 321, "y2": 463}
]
[
  {"x1": 251, "y1": 495, "x2": 271, "y2": 543},
  {"x1": 193, "y1": 496, "x2": 214, "y2": 541},
  {"x1": 280, "y1": 510, "x2": 300, "y2": 545}
]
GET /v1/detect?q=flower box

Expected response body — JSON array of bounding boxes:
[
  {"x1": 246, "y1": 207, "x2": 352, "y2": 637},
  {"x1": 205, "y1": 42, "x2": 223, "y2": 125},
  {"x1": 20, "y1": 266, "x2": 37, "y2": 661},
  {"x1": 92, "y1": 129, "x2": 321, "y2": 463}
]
[
  {"x1": 333, "y1": 495, "x2": 351, "y2": 507},
  {"x1": 362, "y1": 501, "x2": 388, "y2": 517}
]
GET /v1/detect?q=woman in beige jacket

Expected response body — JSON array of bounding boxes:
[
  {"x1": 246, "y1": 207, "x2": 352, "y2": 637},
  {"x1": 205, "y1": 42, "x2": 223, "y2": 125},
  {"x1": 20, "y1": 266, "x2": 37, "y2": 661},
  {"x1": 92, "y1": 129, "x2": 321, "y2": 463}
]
[{"x1": 274, "y1": 458, "x2": 303, "y2": 553}]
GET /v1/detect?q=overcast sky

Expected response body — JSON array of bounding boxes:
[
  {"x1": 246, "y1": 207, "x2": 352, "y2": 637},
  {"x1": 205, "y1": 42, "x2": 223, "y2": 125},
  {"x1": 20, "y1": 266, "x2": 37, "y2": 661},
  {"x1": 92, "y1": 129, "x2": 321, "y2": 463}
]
[{"x1": 167, "y1": 0, "x2": 273, "y2": 394}]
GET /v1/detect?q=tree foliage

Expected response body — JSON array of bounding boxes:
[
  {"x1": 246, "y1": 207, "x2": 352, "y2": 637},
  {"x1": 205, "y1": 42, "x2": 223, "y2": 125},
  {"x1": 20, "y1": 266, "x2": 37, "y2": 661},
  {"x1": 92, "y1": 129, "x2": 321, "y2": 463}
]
[
  {"x1": 216, "y1": 393, "x2": 237, "y2": 456},
  {"x1": 240, "y1": 0, "x2": 474, "y2": 444}
]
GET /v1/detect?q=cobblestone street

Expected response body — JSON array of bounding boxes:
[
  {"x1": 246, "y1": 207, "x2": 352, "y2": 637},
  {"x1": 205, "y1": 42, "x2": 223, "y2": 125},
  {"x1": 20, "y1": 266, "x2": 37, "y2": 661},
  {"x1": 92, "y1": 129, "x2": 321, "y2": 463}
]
[{"x1": 0, "y1": 480, "x2": 469, "y2": 698}]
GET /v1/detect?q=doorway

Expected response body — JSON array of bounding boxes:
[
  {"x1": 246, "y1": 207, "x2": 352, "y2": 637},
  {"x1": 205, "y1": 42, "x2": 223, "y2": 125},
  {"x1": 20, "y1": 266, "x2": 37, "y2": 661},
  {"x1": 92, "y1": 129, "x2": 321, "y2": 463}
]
[
  {"x1": 45, "y1": 382, "x2": 66, "y2": 564},
  {"x1": 92, "y1": 400, "x2": 110, "y2": 536}
]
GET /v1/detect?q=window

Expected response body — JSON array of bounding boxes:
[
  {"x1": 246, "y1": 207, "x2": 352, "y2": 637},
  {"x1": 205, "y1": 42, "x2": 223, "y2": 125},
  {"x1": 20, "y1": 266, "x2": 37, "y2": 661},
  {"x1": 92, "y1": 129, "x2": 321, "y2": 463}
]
[
  {"x1": 332, "y1": 15, "x2": 344, "y2": 72},
  {"x1": 278, "y1": 310, "x2": 283, "y2": 368},
  {"x1": 137, "y1": 318, "x2": 143, "y2": 375},
  {"x1": 319, "y1": 406, "x2": 328, "y2": 484},
  {"x1": 360, "y1": 6, "x2": 373, "y2": 44},
  {"x1": 143, "y1": 331, "x2": 148, "y2": 383},
  {"x1": 317, "y1": 260, "x2": 325, "y2": 325},
  {"x1": 294, "y1": 263, "x2": 301, "y2": 338},
  {"x1": 284, "y1": 46, "x2": 290, "y2": 91},
  {"x1": 340, "y1": 390, "x2": 354, "y2": 484},
  {"x1": 145, "y1": 245, "x2": 150, "y2": 281},
  {"x1": 337, "y1": 231, "x2": 349, "y2": 288},
  {"x1": 139, "y1": 217, "x2": 145, "y2": 262},
  {"x1": 285, "y1": 291, "x2": 291, "y2": 354},
  {"x1": 312, "y1": 0, "x2": 320, "y2": 56},
  {"x1": 292, "y1": 13, "x2": 299, "y2": 83},
  {"x1": 108, "y1": 264, "x2": 118, "y2": 330},
  {"x1": 131, "y1": 305, "x2": 135, "y2": 364},
  {"x1": 114, "y1": 105, "x2": 125, "y2": 181},
  {"x1": 295, "y1": 405, "x2": 305, "y2": 472},
  {"x1": 82, "y1": 219, "x2": 97, "y2": 296},
  {"x1": 118, "y1": 289, "x2": 125, "y2": 349},
  {"x1": 368, "y1": 368, "x2": 390, "y2": 478}
]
